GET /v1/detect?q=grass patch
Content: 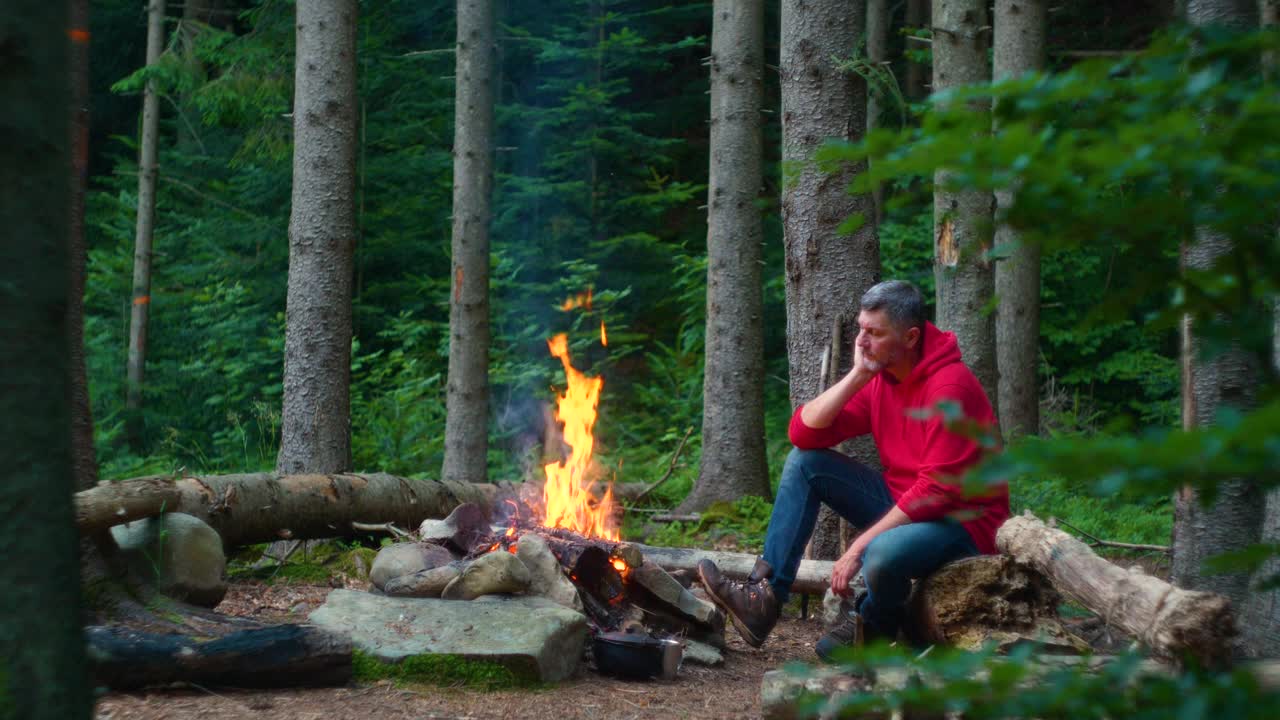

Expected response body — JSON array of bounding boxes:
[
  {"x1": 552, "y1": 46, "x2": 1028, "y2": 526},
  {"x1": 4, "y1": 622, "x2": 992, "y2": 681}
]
[
  {"x1": 1011, "y1": 474, "x2": 1171, "y2": 546},
  {"x1": 352, "y1": 650, "x2": 543, "y2": 690}
]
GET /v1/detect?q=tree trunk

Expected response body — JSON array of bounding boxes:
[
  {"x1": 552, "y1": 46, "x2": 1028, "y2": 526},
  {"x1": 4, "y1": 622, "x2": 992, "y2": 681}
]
[
  {"x1": 1001, "y1": 513, "x2": 1235, "y2": 667},
  {"x1": 781, "y1": 0, "x2": 881, "y2": 561},
  {"x1": 0, "y1": 2, "x2": 93, "y2": 713},
  {"x1": 78, "y1": 473, "x2": 505, "y2": 547},
  {"x1": 69, "y1": 0, "x2": 95, "y2": 491},
  {"x1": 277, "y1": 0, "x2": 358, "y2": 475},
  {"x1": 866, "y1": 0, "x2": 888, "y2": 225},
  {"x1": 904, "y1": 555, "x2": 1081, "y2": 652},
  {"x1": 125, "y1": 0, "x2": 167, "y2": 452},
  {"x1": 1241, "y1": 0, "x2": 1280, "y2": 660},
  {"x1": 87, "y1": 623, "x2": 351, "y2": 690},
  {"x1": 993, "y1": 0, "x2": 1047, "y2": 439},
  {"x1": 932, "y1": 0, "x2": 998, "y2": 415},
  {"x1": 443, "y1": 0, "x2": 496, "y2": 485},
  {"x1": 682, "y1": 0, "x2": 769, "y2": 511},
  {"x1": 1171, "y1": 0, "x2": 1266, "y2": 656},
  {"x1": 77, "y1": 475, "x2": 670, "y2": 546},
  {"x1": 904, "y1": 0, "x2": 930, "y2": 100}
]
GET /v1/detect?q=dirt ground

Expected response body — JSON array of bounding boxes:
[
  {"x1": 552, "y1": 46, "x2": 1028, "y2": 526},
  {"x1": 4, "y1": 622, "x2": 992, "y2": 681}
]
[{"x1": 94, "y1": 577, "x2": 829, "y2": 720}]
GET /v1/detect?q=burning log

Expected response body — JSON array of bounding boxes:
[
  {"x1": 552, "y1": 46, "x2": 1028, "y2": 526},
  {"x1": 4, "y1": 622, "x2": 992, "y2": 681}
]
[{"x1": 998, "y1": 512, "x2": 1235, "y2": 666}]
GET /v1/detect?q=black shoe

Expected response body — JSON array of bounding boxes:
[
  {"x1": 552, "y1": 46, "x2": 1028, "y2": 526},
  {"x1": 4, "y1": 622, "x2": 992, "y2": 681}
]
[
  {"x1": 815, "y1": 596, "x2": 893, "y2": 663},
  {"x1": 697, "y1": 557, "x2": 779, "y2": 648}
]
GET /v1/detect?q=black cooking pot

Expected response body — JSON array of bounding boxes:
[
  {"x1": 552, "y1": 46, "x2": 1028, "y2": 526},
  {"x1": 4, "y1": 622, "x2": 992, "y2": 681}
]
[{"x1": 592, "y1": 631, "x2": 682, "y2": 680}]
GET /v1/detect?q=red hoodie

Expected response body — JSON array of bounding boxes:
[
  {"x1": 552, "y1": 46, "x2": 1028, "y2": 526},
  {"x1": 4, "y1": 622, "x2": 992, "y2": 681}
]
[{"x1": 788, "y1": 322, "x2": 1009, "y2": 554}]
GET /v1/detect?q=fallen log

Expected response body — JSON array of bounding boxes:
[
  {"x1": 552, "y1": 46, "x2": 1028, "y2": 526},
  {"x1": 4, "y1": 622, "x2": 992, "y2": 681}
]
[
  {"x1": 997, "y1": 512, "x2": 1235, "y2": 666},
  {"x1": 904, "y1": 555, "x2": 1086, "y2": 653},
  {"x1": 78, "y1": 474, "x2": 653, "y2": 545},
  {"x1": 629, "y1": 543, "x2": 835, "y2": 596},
  {"x1": 87, "y1": 623, "x2": 351, "y2": 690}
]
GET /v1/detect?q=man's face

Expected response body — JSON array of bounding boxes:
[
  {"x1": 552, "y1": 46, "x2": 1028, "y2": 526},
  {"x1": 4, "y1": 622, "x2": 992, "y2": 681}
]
[{"x1": 856, "y1": 309, "x2": 917, "y2": 372}]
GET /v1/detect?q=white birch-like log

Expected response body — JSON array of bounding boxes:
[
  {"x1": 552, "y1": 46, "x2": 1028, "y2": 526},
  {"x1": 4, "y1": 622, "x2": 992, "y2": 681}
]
[{"x1": 999, "y1": 513, "x2": 1235, "y2": 666}]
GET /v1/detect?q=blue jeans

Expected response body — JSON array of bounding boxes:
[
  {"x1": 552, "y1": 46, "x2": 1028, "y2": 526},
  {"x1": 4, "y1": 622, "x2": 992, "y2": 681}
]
[{"x1": 762, "y1": 448, "x2": 978, "y2": 636}]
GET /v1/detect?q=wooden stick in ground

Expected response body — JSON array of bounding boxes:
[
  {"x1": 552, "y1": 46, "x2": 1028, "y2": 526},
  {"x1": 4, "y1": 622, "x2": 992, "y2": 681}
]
[
  {"x1": 1053, "y1": 518, "x2": 1170, "y2": 553},
  {"x1": 997, "y1": 511, "x2": 1235, "y2": 667},
  {"x1": 628, "y1": 426, "x2": 694, "y2": 507}
]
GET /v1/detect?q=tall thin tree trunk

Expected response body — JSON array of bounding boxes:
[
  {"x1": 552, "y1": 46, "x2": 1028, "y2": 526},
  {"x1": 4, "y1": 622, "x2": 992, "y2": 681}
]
[
  {"x1": 125, "y1": 0, "x2": 166, "y2": 451},
  {"x1": 277, "y1": 0, "x2": 358, "y2": 475},
  {"x1": 681, "y1": 0, "x2": 769, "y2": 512},
  {"x1": 1240, "y1": 0, "x2": 1280, "y2": 658},
  {"x1": 1, "y1": 1, "x2": 93, "y2": 714},
  {"x1": 866, "y1": 0, "x2": 888, "y2": 225},
  {"x1": 905, "y1": 0, "x2": 930, "y2": 99},
  {"x1": 993, "y1": 0, "x2": 1046, "y2": 439},
  {"x1": 69, "y1": 0, "x2": 96, "y2": 490},
  {"x1": 932, "y1": 0, "x2": 998, "y2": 414},
  {"x1": 1171, "y1": 0, "x2": 1265, "y2": 656},
  {"x1": 442, "y1": 0, "x2": 495, "y2": 485},
  {"x1": 782, "y1": 0, "x2": 880, "y2": 561}
]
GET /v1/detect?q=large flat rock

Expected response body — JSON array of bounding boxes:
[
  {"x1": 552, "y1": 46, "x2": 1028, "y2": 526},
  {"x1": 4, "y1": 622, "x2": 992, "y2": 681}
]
[{"x1": 309, "y1": 589, "x2": 589, "y2": 683}]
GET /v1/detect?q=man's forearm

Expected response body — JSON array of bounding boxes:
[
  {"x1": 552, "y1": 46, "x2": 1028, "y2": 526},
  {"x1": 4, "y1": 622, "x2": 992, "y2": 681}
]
[{"x1": 799, "y1": 367, "x2": 874, "y2": 429}]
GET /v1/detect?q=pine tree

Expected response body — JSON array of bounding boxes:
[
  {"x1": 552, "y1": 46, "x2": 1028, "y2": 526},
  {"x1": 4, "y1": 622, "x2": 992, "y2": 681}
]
[
  {"x1": 277, "y1": 0, "x2": 359, "y2": 475},
  {"x1": 443, "y1": 0, "x2": 496, "y2": 484},
  {"x1": 682, "y1": 0, "x2": 769, "y2": 511},
  {"x1": 993, "y1": 0, "x2": 1048, "y2": 439},
  {"x1": 932, "y1": 0, "x2": 998, "y2": 412}
]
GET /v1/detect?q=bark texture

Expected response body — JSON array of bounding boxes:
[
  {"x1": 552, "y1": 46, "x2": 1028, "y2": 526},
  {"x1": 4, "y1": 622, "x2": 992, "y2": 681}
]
[
  {"x1": 125, "y1": 0, "x2": 167, "y2": 450},
  {"x1": 684, "y1": 0, "x2": 770, "y2": 511},
  {"x1": 1001, "y1": 514, "x2": 1235, "y2": 667},
  {"x1": 78, "y1": 474, "x2": 502, "y2": 547},
  {"x1": 993, "y1": 0, "x2": 1047, "y2": 439},
  {"x1": 904, "y1": 555, "x2": 1079, "y2": 652},
  {"x1": 904, "y1": 0, "x2": 930, "y2": 99},
  {"x1": 87, "y1": 624, "x2": 351, "y2": 690},
  {"x1": 1170, "y1": 0, "x2": 1266, "y2": 655},
  {"x1": 442, "y1": 0, "x2": 496, "y2": 485},
  {"x1": 278, "y1": 0, "x2": 359, "y2": 475},
  {"x1": 69, "y1": 0, "x2": 96, "y2": 490},
  {"x1": 932, "y1": 0, "x2": 998, "y2": 413},
  {"x1": 0, "y1": 1, "x2": 93, "y2": 713},
  {"x1": 866, "y1": 0, "x2": 888, "y2": 225},
  {"x1": 1241, "y1": 0, "x2": 1280, "y2": 659},
  {"x1": 782, "y1": 0, "x2": 881, "y2": 561}
]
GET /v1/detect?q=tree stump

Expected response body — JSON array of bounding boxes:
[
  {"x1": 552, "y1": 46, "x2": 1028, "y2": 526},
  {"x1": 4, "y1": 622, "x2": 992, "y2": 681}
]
[{"x1": 904, "y1": 555, "x2": 1086, "y2": 653}]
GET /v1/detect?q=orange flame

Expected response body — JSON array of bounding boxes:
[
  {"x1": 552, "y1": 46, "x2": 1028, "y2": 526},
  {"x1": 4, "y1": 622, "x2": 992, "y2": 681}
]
[
  {"x1": 542, "y1": 331, "x2": 618, "y2": 540},
  {"x1": 600, "y1": 320, "x2": 608, "y2": 347},
  {"x1": 559, "y1": 288, "x2": 593, "y2": 312}
]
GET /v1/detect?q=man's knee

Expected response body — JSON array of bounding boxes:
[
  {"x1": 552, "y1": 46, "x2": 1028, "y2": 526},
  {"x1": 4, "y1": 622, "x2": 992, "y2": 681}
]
[
  {"x1": 861, "y1": 533, "x2": 908, "y2": 587},
  {"x1": 781, "y1": 448, "x2": 829, "y2": 486}
]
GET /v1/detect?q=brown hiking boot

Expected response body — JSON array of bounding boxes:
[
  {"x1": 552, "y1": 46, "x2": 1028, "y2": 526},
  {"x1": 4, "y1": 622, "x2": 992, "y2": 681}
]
[{"x1": 697, "y1": 557, "x2": 778, "y2": 648}]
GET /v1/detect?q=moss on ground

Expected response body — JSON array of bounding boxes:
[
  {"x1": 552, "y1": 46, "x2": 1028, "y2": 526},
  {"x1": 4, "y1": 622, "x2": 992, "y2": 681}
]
[
  {"x1": 352, "y1": 650, "x2": 543, "y2": 690},
  {"x1": 227, "y1": 539, "x2": 379, "y2": 585}
]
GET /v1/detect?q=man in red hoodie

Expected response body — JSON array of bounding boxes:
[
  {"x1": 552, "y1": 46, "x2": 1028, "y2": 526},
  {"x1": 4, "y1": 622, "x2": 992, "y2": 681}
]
[{"x1": 698, "y1": 280, "x2": 1008, "y2": 660}]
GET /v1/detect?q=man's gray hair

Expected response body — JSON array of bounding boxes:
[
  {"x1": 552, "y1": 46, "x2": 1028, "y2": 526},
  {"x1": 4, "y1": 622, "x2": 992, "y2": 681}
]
[{"x1": 859, "y1": 280, "x2": 927, "y2": 333}]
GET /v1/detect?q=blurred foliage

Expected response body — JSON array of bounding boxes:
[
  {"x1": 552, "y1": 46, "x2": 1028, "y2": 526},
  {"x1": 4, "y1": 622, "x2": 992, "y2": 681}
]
[{"x1": 794, "y1": 644, "x2": 1280, "y2": 719}]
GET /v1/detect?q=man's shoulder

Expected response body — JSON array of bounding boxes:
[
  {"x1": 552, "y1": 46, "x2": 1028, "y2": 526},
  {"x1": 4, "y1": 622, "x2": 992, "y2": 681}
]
[{"x1": 920, "y1": 362, "x2": 988, "y2": 401}]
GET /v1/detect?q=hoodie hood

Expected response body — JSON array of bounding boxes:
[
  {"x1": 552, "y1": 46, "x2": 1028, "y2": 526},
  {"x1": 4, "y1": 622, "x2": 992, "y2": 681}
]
[{"x1": 899, "y1": 321, "x2": 962, "y2": 386}]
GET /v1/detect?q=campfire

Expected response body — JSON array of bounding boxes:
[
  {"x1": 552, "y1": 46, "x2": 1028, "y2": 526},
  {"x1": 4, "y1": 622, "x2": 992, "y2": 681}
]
[{"x1": 377, "y1": 295, "x2": 725, "y2": 678}]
